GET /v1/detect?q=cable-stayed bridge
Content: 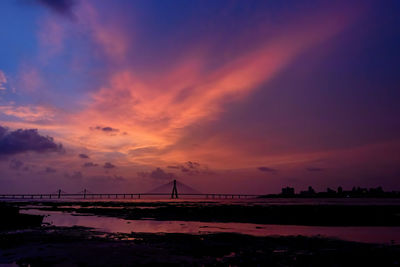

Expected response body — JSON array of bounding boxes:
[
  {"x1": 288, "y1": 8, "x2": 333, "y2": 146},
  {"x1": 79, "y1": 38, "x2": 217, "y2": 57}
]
[
  {"x1": 0, "y1": 180, "x2": 261, "y2": 200},
  {"x1": 147, "y1": 180, "x2": 200, "y2": 195}
]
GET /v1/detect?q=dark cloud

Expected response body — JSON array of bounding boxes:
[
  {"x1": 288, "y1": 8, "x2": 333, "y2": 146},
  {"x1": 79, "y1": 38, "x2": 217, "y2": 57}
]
[
  {"x1": 45, "y1": 167, "x2": 57, "y2": 173},
  {"x1": 9, "y1": 159, "x2": 24, "y2": 170},
  {"x1": 307, "y1": 167, "x2": 324, "y2": 172},
  {"x1": 89, "y1": 126, "x2": 124, "y2": 137},
  {"x1": 36, "y1": 0, "x2": 77, "y2": 18},
  {"x1": 258, "y1": 167, "x2": 277, "y2": 172},
  {"x1": 83, "y1": 162, "x2": 98, "y2": 168},
  {"x1": 138, "y1": 167, "x2": 176, "y2": 180},
  {"x1": 79, "y1": 153, "x2": 89, "y2": 159},
  {"x1": 101, "y1": 127, "x2": 118, "y2": 132},
  {"x1": 91, "y1": 126, "x2": 120, "y2": 133},
  {"x1": 167, "y1": 161, "x2": 211, "y2": 175},
  {"x1": 0, "y1": 126, "x2": 64, "y2": 156},
  {"x1": 103, "y1": 162, "x2": 116, "y2": 169}
]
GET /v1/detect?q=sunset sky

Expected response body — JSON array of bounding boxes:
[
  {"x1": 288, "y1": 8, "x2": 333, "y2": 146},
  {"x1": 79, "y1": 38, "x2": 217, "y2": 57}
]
[{"x1": 0, "y1": 0, "x2": 399, "y2": 194}]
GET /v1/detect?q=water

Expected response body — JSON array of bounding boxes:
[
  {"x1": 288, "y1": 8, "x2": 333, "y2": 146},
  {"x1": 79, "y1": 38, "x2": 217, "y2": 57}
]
[{"x1": 21, "y1": 206, "x2": 400, "y2": 245}]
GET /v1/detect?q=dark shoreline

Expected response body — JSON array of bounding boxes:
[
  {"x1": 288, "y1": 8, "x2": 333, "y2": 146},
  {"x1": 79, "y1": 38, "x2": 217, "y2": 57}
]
[
  {"x1": 0, "y1": 203, "x2": 43, "y2": 230},
  {"x1": 1, "y1": 226, "x2": 400, "y2": 266},
  {"x1": 1, "y1": 200, "x2": 400, "y2": 266},
  {"x1": 12, "y1": 200, "x2": 400, "y2": 226}
]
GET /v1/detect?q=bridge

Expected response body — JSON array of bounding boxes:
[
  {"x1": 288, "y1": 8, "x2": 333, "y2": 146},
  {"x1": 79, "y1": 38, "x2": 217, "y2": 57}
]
[{"x1": 0, "y1": 180, "x2": 262, "y2": 200}]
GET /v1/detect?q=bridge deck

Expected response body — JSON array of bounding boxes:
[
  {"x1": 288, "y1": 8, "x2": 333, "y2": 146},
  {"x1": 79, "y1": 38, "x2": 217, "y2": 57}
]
[{"x1": 0, "y1": 193, "x2": 262, "y2": 199}]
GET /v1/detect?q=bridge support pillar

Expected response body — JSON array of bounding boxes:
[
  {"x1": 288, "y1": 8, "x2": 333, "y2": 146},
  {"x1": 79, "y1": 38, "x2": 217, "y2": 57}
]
[{"x1": 171, "y1": 180, "x2": 179, "y2": 199}]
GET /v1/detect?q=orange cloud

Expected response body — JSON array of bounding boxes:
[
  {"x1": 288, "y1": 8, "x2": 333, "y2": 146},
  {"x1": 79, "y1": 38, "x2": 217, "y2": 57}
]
[
  {"x1": 65, "y1": 3, "x2": 362, "y2": 168},
  {"x1": 6, "y1": 3, "x2": 366, "y2": 173}
]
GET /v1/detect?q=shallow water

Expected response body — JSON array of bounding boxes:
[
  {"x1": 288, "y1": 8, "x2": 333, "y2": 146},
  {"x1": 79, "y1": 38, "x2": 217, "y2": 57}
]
[{"x1": 21, "y1": 209, "x2": 400, "y2": 245}]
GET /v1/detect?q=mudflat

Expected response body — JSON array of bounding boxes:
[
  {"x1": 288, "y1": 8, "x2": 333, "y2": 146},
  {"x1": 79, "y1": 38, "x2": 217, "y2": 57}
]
[
  {"x1": 14, "y1": 200, "x2": 400, "y2": 226},
  {"x1": 1, "y1": 226, "x2": 400, "y2": 266},
  {"x1": 1, "y1": 200, "x2": 400, "y2": 266}
]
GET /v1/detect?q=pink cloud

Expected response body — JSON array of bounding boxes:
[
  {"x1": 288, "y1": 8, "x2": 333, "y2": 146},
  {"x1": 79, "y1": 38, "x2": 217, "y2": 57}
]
[
  {"x1": 75, "y1": 2, "x2": 130, "y2": 61},
  {"x1": 64, "y1": 3, "x2": 364, "y2": 167},
  {"x1": 0, "y1": 105, "x2": 56, "y2": 122},
  {"x1": 0, "y1": 70, "x2": 7, "y2": 90},
  {"x1": 3, "y1": 2, "x2": 373, "y2": 188}
]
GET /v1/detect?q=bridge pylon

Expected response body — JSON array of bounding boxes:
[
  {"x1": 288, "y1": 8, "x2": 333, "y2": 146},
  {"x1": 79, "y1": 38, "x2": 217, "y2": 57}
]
[{"x1": 171, "y1": 180, "x2": 178, "y2": 199}]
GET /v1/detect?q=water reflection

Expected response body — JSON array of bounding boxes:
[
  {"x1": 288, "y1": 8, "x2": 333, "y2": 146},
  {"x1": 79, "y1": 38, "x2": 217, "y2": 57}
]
[{"x1": 22, "y1": 209, "x2": 400, "y2": 245}]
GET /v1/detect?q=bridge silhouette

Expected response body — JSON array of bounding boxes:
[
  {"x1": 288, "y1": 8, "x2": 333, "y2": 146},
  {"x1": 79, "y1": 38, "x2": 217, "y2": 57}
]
[{"x1": 0, "y1": 180, "x2": 261, "y2": 200}]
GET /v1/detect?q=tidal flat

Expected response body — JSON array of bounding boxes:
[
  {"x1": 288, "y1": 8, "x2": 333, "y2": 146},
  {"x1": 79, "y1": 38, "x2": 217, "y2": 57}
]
[
  {"x1": 1, "y1": 227, "x2": 400, "y2": 266},
  {"x1": 14, "y1": 199, "x2": 400, "y2": 226},
  {"x1": 1, "y1": 199, "x2": 400, "y2": 266}
]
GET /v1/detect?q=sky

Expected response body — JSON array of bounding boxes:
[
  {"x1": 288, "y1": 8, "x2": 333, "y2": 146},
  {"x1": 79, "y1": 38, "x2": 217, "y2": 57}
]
[{"x1": 0, "y1": 0, "x2": 399, "y2": 194}]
